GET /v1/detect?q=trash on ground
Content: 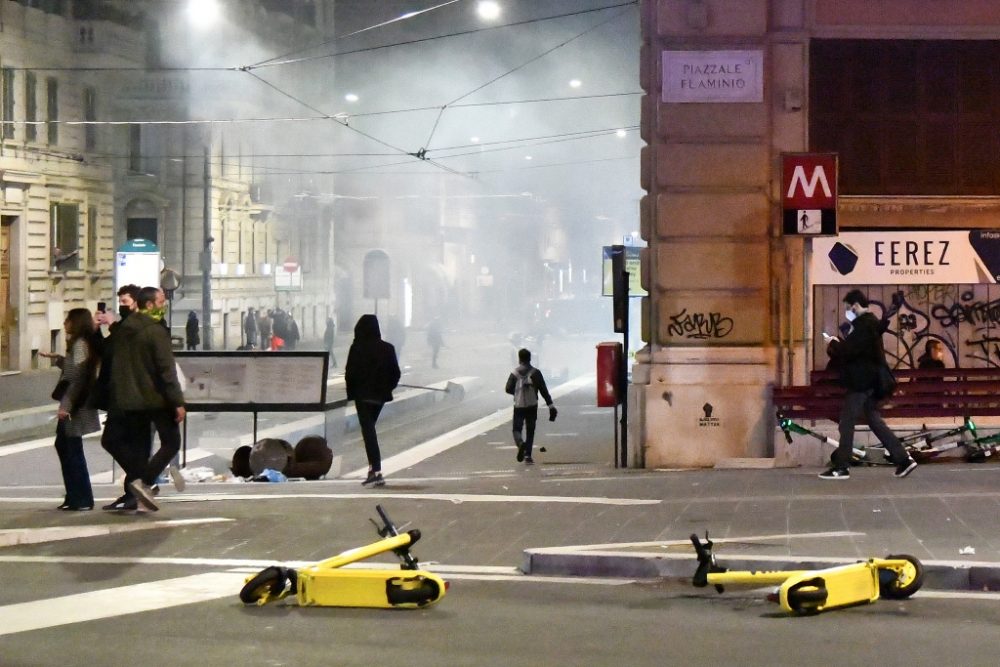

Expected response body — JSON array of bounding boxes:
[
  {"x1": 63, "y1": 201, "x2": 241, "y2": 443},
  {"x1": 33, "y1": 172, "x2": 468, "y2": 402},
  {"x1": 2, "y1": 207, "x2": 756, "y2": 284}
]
[{"x1": 959, "y1": 546, "x2": 976, "y2": 555}]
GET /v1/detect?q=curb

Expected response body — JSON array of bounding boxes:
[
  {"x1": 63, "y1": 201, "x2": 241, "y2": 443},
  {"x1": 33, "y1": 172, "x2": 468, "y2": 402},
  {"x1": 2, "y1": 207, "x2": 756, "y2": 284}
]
[
  {"x1": 0, "y1": 405, "x2": 56, "y2": 441},
  {"x1": 522, "y1": 550, "x2": 1000, "y2": 592}
]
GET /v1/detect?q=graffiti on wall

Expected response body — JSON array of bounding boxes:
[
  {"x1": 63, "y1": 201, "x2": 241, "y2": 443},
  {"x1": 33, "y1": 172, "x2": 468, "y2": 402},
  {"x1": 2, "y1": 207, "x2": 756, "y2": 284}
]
[
  {"x1": 666, "y1": 309, "x2": 734, "y2": 339},
  {"x1": 816, "y1": 284, "x2": 1000, "y2": 369}
]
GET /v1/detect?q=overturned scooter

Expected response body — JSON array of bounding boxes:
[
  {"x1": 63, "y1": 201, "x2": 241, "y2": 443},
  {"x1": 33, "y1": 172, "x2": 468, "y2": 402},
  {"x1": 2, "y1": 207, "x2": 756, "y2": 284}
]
[
  {"x1": 690, "y1": 532, "x2": 923, "y2": 615},
  {"x1": 240, "y1": 504, "x2": 447, "y2": 609}
]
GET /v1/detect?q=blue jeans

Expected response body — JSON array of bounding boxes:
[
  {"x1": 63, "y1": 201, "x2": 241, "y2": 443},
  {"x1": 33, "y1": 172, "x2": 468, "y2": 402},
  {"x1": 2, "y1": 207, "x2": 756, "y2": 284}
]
[{"x1": 55, "y1": 420, "x2": 94, "y2": 507}]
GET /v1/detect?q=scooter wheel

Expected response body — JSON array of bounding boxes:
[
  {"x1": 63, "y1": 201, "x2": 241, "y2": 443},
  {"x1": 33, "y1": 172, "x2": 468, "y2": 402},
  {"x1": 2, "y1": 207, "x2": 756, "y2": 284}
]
[
  {"x1": 880, "y1": 554, "x2": 924, "y2": 599},
  {"x1": 385, "y1": 576, "x2": 441, "y2": 606},
  {"x1": 240, "y1": 566, "x2": 290, "y2": 604},
  {"x1": 786, "y1": 578, "x2": 828, "y2": 614}
]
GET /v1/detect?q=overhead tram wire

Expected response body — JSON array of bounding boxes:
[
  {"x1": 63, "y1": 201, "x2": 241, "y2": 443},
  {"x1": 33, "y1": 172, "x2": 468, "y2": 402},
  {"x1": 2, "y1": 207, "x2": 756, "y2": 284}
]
[
  {"x1": 248, "y1": 1, "x2": 639, "y2": 71},
  {"x1": 6, "y1": 2, "x2": 639, "y2": 75},
  {"x1": 421, "y1": 5, "x2": 636, "y2": 151},
  {"x1": 249, "y1": 0, "x2": 464, "y2": 69},
  {"x1": 240, "y1": 70, "x2": 472, "y2": 178}
]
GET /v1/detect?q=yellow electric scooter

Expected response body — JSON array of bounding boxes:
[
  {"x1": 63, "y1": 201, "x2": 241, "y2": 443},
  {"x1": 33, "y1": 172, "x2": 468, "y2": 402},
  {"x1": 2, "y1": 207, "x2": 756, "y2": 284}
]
[
  {"x1": 690, "y1": 533, "x2": 923, "y2": 615},
  {"x1": 240, "y1": 505, "x2": 447, "y2": 609}
]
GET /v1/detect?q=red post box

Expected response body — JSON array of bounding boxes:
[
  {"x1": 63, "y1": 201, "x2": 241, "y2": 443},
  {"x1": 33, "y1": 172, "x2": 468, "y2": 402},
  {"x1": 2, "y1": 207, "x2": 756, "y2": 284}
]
[{"x1": 596, "y1": 342, "x2": 623, "y2": 407}]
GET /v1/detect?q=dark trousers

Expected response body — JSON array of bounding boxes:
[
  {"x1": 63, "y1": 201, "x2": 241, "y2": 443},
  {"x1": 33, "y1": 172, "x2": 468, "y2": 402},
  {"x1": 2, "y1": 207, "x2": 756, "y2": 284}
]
[
  {"x1": 356, "y1": 400, "x2": 384, "y2": 472},
  {"x1": 116, "y1": 410, "x2": 181, "y2": 486},
  {"x1": 833, "y1": 390, "x2": 908, "y2": 469},
  {"x1": 55, "y1": 420, "x2": 94, "y2": 507},
  {"x1": 102, "y1": 411, "x2": 151, "y2": 498},
  {"x1": 512, "y1": 406, "x2": 539, "y2": 457}
]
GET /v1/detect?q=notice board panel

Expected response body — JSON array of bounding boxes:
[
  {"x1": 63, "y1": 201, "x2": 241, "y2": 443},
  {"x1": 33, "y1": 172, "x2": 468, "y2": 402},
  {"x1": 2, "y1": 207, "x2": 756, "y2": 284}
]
[{"x1": 174, "y1": 351, "x2": 328, "y2": 410}]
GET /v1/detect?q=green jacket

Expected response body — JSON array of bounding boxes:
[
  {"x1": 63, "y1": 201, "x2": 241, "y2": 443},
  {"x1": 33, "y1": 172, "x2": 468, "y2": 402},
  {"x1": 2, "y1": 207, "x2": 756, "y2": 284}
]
[{"x1": 110, "y1": 312, "x2": 185, "y2": 411}]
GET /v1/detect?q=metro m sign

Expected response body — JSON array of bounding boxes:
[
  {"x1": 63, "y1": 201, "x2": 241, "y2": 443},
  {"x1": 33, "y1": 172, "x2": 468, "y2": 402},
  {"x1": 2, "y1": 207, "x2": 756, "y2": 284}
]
[{"x1": 781, "y1": 153, "x2": 838, "y2": 236}]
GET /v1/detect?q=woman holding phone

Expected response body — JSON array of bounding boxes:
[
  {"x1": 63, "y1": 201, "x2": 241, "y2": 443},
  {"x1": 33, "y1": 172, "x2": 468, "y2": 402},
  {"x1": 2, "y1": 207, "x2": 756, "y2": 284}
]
[{"x1": 40, "y1": 308, "x2": 101, "y2": 510}]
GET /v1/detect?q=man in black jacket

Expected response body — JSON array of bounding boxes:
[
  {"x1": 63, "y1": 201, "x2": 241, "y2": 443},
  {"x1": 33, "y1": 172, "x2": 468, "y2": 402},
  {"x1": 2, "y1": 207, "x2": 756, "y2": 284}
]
[
  {"x1": 345, "y1": 314, "x2": 400, "y2": 487},
  {"x1": 821, "y1": 289, "x2": 916, "y2": 480},
  {"x1": 110, "y1": 286, "x2": 186, "y2": 510}
]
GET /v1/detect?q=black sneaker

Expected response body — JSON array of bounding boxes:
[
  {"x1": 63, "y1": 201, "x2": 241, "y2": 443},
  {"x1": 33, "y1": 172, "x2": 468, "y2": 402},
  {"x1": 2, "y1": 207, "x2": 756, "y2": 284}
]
[
  {"x1": 516, "y1": 442, "x2": 525, "y2": 463},
  {"x1": 102, "y1": 495, "x2": 138, "y2": 511},
  {"x1": 362, "y1": 471, "x2": 383, "y2": 487},
  {"x1": 894, "y1": 458, "x2": 918, "y2": 478},
  {"x1": 524, "y1": 457, "x2": 534, "y2": 465},
  {"x1": 818, "y1": 467, "x2": 850, "y2": 480}
]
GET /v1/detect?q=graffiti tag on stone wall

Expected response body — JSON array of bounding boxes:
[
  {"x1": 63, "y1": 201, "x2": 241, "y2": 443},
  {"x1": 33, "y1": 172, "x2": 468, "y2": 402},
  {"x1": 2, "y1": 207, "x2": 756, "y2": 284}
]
[{"x1": 667, "y1": 309, "x2": 733, "y2": 339}]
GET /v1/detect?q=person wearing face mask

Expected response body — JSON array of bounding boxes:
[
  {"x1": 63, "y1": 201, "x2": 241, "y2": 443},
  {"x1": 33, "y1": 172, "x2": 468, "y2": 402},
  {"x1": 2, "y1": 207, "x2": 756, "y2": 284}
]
[
  {"x1": 95, "y1": 285, "x2": 148, "y2": 510},
  {"x1": 109, "y1": 286, "x2": 186, "y2": 511},
  {"x1": 820, "y1": 289, "x2": 916, "y2": 481}
]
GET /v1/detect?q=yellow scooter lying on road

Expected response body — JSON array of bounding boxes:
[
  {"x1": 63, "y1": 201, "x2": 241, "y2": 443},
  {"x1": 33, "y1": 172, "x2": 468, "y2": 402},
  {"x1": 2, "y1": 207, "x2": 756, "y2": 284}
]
[
  {"x1": 240, "y1": 505, "x2": 447, "y2": 609},
  {"x1": 690, "y1": 533, "x2": 923, "y2": 615}
]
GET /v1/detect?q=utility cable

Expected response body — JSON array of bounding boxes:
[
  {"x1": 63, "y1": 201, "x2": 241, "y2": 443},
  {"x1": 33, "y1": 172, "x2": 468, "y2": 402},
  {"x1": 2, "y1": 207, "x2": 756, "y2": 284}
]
[
  {"x1": 252, "y1": 1, "x2": 638, "y2": 70},
  {"x1": 421, "y1": 5, "x2": 634, "y2": 150},
  {"x1": 250, "y1": 0, "x2": 463, "y2": 68}
]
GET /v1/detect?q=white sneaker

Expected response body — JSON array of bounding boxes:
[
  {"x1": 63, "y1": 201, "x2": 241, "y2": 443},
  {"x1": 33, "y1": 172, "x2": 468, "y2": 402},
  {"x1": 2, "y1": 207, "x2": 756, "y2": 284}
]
[
  {"x1": 129, "y1": 480, "x2": 160, "y2": 511},
  {"x1": 169, "y1": 466, "x2": 187, "y2": 493}
]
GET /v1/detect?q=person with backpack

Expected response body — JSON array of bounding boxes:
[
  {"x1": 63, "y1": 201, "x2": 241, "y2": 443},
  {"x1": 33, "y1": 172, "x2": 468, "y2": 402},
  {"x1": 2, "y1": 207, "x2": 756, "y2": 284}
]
[
  {"x1": 504, "y1": 348, "x2": 556, "y2": 465},
  {"x1": 820, "y1": 289, "x2": 915, "y2": 481}
]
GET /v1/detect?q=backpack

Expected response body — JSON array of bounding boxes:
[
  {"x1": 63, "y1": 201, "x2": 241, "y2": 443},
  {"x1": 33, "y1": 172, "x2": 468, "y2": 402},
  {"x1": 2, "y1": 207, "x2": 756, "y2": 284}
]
[{"x1": 513, "y1": 368, "x2": 537, "y2": 408}]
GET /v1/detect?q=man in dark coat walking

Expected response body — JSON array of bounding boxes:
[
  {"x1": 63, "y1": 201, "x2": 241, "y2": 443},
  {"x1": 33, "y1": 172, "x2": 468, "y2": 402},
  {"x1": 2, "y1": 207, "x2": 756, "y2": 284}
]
[
  {"x1": 185, "y1": 311, "x2": 200, "y2": 350},
  {"x1": 821, "y1": 289, "x2": 916, "y2": 480},
  {"x1": 345, "y1": 314, "x2": 400, "y2": 487}
]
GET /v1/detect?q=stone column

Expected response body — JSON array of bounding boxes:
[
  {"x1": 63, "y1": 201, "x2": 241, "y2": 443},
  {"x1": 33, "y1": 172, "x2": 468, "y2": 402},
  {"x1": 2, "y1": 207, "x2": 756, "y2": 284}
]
[{"x1": 636, "y1": 0, "x2": 783, "y2": 467}]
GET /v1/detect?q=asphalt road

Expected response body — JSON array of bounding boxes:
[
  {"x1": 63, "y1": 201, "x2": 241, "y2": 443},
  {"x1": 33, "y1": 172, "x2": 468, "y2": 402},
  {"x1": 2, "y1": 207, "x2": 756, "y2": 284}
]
[{"x1": 2, "y1": 564, "x2": 999, "y2": 667}]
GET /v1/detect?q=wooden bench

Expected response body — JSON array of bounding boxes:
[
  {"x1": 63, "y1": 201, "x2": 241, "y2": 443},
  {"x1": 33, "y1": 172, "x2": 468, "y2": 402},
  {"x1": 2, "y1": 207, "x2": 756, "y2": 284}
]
[{"x1": 773, "y1": 368, "x2": 1000, "y2": 422}]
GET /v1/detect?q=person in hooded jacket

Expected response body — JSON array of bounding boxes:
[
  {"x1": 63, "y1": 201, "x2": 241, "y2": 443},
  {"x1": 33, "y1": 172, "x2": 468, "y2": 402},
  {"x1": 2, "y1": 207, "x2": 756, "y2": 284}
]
[{"x1": 345, "y1": 314, "x2": 400, "y2": 487}]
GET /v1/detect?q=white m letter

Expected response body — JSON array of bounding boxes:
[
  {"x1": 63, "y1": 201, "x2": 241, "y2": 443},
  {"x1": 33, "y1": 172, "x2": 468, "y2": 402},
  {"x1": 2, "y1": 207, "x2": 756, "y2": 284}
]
[{"x1": 787, "y1": 165, "x2": 832, "y2": 199}]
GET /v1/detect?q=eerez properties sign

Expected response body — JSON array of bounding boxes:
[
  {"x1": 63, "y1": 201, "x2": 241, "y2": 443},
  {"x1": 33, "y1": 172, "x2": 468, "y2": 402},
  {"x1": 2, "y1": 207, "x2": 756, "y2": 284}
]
[
  {"x1": 662, "y1": 50, "x2": 763, "y2": 104},
  {"x1": 811, "y1": 231, "x2": 1000, "y2": 285}
]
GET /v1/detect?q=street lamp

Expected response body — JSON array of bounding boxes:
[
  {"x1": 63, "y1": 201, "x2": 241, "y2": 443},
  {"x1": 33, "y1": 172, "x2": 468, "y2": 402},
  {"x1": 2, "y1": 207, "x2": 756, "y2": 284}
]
[
  {"x1": 187, "y1": 0, "x2": 221, "y2": 28},
  {"x1": 477, "y1": 1, "x2": 501, "y2": 21}
]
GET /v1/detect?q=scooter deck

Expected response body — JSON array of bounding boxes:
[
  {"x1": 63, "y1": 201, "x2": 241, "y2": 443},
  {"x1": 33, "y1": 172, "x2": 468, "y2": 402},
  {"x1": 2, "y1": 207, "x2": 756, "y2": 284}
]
[
  {"x1": 778, "y1": 562, "x2": 880, "y2": 614},
  {"x1": 297, "y1": 568, "x2": 446, "y2": 608}
]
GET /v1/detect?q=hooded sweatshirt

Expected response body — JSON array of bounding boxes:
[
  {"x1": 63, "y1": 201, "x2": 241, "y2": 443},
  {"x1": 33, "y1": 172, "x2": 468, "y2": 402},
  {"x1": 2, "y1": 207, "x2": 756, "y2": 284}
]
[{"x1": 345, "y1": 314, "x2": 401, "y2": 403}]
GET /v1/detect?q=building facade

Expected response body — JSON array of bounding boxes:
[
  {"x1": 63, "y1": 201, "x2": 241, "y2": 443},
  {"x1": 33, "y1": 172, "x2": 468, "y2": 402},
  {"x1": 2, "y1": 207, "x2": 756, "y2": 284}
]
[
  {"x1": 637, "y1": 0, "x2": 1000, "y2": 467},
  {"x1": 0, "y1": 0, "x2": 338, "y2": 370}
]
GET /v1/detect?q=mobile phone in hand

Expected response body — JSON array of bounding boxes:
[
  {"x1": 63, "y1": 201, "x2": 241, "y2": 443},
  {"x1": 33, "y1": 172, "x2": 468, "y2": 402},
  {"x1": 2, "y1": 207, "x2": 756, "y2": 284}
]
[{"x1": 97, "y1": 302, "x2": 106, "y2": 313}]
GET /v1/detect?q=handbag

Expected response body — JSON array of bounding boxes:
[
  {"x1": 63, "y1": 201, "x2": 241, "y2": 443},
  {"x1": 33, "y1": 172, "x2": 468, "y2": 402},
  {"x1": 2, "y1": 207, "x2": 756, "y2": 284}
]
[
  {"x1": 51, "y1": 378, "x2": 70, "y2": 402},
  {"x1": 873, "y1": 364, "x2": 897, "y2": 401}
]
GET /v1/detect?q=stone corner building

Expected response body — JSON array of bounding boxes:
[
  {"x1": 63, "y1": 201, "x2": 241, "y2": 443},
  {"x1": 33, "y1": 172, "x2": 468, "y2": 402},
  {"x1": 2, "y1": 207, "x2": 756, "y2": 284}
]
[{"x1": 635, "y1": 0, "x2": 1000, "y2": 467}]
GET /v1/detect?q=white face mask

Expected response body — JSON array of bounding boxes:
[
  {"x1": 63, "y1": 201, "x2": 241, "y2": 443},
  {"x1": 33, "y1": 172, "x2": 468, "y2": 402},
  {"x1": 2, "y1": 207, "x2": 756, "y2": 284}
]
[{"x1": 845, "y1": 308, "x2": 857, "y2": 322}]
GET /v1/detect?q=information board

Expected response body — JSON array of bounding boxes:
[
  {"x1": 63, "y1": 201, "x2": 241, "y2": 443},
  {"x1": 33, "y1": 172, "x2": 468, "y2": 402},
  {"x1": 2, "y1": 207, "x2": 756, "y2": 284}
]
[{"x1": 174, "y1": 351, "x2": 329, "y2": 409}]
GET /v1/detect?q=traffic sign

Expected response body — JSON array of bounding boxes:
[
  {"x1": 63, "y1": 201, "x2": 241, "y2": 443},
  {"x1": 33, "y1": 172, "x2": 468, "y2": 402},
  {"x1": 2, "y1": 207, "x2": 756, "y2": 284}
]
[{"x1": 781, "y1": 153, "x2": 838, "y2": 236}]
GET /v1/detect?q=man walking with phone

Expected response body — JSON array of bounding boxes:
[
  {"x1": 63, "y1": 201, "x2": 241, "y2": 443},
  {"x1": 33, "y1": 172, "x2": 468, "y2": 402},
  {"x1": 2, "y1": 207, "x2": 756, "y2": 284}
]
[{"x1": 820, "y1": 289, "x2": 916, "y2": 480}]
